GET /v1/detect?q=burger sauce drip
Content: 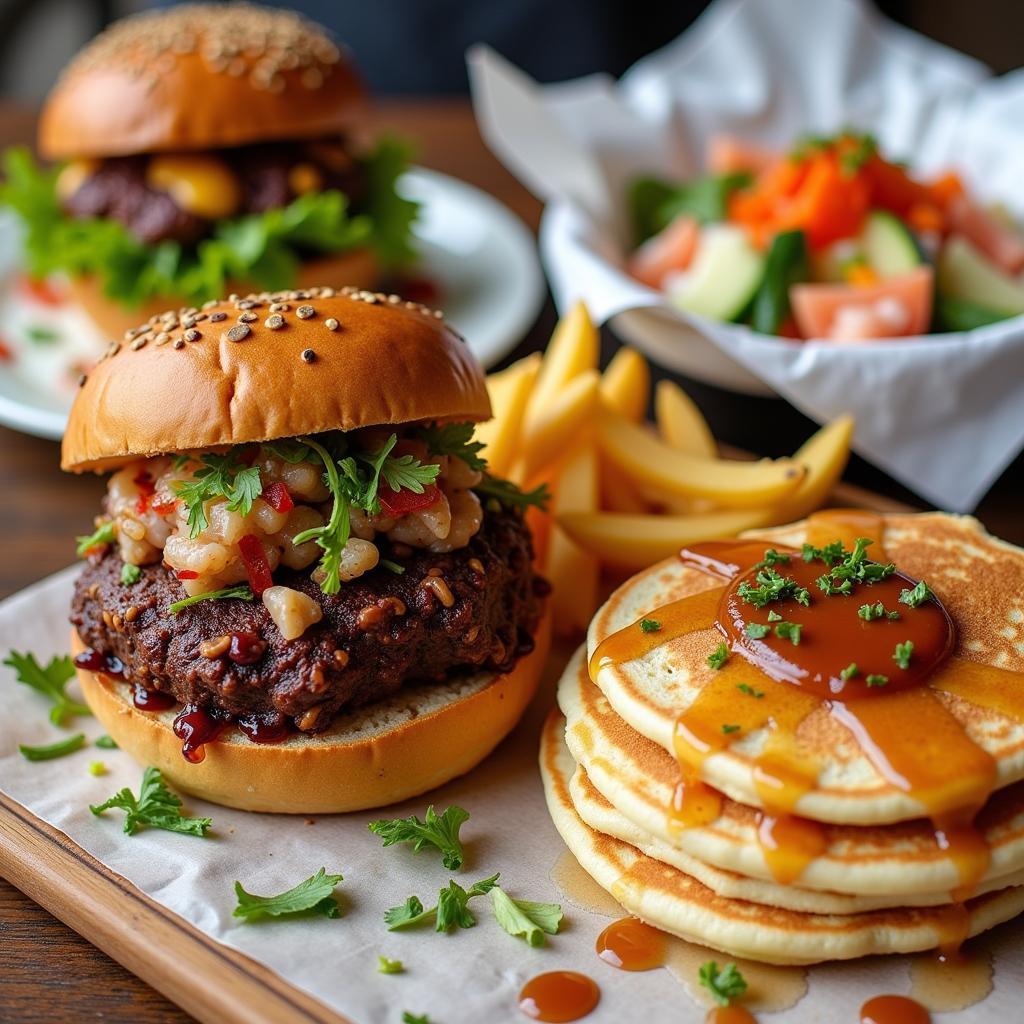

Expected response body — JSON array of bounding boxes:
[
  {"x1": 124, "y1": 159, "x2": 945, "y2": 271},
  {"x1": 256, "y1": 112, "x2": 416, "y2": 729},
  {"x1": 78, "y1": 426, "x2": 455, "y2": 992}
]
[
  {"x1": 131, "y1": 681, "x2": 177, "y2": 712},
  {"x1": 74, "y1": 648, "x2": 124, "y2": 679},
  {"x1": 518, "y1": 971, "x2": 600, "y2": 1022},
  {"x1": 595, "y1": 917, "x2": 666, "y2": 971},
  {"x1": 585, "y1": 509, "x2": 1024, "y2": 938},
  {"x1": 172, "y1": 705, "x2": 229, "y2": 764},
  {"x1": 860, "y1": 994, "x2": 931, "y2": 1024},
  {"x1": 236, "y1": 712, "x2": 290, "y2": 744}
]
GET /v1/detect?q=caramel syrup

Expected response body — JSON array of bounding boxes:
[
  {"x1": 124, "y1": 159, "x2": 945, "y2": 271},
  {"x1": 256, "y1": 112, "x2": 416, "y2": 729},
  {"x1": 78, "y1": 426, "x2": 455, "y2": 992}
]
[
  {"x1": 705, "y1": 1007, "x2": 757, "y2": 1024},
  {"x1": 595, "y1": 917, "x2": 666, "y2": 971},
  {"x1": 550, "y1": 850, "x2": 623, "y2": 919},
  {"x1": 860, "y1": 994, "x2": 930, "y2": 1024},
  {"x1": 909, "y1": 944, "x2": 993, "y2": 1011},
  {"x1": 518, "y1": 971, "x2": 600, "y2": 1022}
]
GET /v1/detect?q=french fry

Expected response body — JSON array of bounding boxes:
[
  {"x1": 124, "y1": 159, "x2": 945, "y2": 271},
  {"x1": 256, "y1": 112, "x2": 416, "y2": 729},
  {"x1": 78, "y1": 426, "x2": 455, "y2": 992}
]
[
  {"x1": 600, "y1": 457, "x2": 649, "y2": 513},
  {"x1": 548, "y1": 441, "x2": 600, "y2": 634},
  {"x1": 522, "y1": 301, "x2": 599, "y2": 442},
  {"x1": 557, "y1": 508, "x2": 777, "y2": 571},
  {"x1": 600, "y1": 347, "x2": 650, "y2": 422},
  {"x1": 772, "y1": 414, "x2": 855, "y2": 522},
  {"x1": 475, "y1": 354, "x2": 541, "y2": 477},
  {"x1": 521, "y1": 369, "x2": 602, "y2": 480},
  {"x1": 655, "y1": 380, "x2": 717, "y2": 458},
  {"x1": 597, "y1": 410, "x2": 805, "y2": 508}
]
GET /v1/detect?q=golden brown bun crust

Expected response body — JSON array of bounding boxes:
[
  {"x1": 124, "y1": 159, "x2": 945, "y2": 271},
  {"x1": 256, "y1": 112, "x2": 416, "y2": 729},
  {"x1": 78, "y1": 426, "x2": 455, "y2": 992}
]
[
  {"x1": 62, "y1": 286, "x2": 491, "y2": 473},
  {"x1": 71, "y1": 612, "x2": 550, "y2": 813},
  {"x1": 66, "y1": 247, "x2": 380, "y2": 345},
  {"x1": 39, "y1": 4, "x2": 364, "y2": 160}
]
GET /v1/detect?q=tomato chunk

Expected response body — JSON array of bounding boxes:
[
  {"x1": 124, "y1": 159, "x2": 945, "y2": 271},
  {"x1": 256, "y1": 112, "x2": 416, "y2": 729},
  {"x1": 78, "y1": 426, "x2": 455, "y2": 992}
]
[
  {"x1": 239, "y1": 534, "x2": 274, "y2": 595},
  {"x1": 176, "y1": 569, "x2": 199, "y2": 580},
  {"x1": 378, "y1": 483, "x2": 440, "y2": 518},
  {"x1": 263, "y1": 481, "x2": 294, "y2": 513}
]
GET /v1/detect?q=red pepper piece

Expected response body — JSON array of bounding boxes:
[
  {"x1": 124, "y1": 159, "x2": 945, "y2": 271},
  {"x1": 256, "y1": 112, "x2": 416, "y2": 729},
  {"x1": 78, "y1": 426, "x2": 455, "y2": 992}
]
[
  {"x1": 134, "y1": 470, "x2": 156, "y2": 513},
  {"x1": 18, "y1": 275, "x2": 65, "y2": 306},
  {"x1": 378, "y1": 483, "x2": 440, "y2": 518},
  {"x1": 263, "y1": 481, "x2": 294, "y2": 513},
  {"x1": 151, "y1": 497, "x2": 179, "y2": 516},
  {"x1": 176, "y1": 569, "x2": 199, "y2": 580},
  {"x1": 239, "y1": 534, "x2": 274, "y2": 595}
]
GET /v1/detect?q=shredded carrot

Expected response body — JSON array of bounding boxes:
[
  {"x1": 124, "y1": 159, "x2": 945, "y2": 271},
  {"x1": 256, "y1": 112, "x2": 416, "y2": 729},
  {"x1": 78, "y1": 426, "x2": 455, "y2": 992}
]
[
  {"x1": 844, "y1": 263, "x2": 880, "y2": 288},
  {"x1": 928, "y1": 172, "x2": 966, "y2": 210}
]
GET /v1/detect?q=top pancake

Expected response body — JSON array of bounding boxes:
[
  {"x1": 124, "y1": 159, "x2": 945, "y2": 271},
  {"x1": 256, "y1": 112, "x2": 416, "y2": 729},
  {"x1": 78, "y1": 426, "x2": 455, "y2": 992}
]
[{"x1": 587, "y1": 513, "x2": 1024, "y2": 825}]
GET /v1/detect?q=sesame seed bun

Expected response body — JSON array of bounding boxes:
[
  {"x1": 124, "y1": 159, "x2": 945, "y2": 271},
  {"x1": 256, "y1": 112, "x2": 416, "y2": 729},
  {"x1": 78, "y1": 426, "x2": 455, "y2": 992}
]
[
  {"x1": 71, "y1": 611, "x2": 550, "y2": 813},
  {"x1": 61, "y1": 286, "x2": 491, "y2": 473},
  {"x1": 39, "y1": 4, "x2": 365, "y2": 160}
]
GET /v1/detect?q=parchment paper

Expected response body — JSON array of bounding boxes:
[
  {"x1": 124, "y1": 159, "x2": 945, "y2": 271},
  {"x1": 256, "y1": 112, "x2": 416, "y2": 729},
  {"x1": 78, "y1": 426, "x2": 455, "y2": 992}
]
[
  {"x1": 1, "y1": 568, "x2": 1021, "y2": 1022},
  {"x1": 467, "y1": 0, "x2": 1024, "y2": 513}
]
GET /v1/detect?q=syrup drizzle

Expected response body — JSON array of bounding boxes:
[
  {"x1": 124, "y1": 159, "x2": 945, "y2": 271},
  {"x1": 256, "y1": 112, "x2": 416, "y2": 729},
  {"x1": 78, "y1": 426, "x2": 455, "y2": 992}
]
[
  {"x1": 860, "y1": 994, "x2": 930, "y2": 1024},
  {"x1": 595, "y1": 916, "x2": 666, "y2": 971},
  {"x1": 518, "y1": 971, "x2": 600, "y2": 1022}
]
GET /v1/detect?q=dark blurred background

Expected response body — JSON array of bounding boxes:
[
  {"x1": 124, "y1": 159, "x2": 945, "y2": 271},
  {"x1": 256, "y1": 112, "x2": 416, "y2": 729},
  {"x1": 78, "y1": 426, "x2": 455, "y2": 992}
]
[{"x1": 1, "y1": 0, "x2": 1021, "y2": 101}]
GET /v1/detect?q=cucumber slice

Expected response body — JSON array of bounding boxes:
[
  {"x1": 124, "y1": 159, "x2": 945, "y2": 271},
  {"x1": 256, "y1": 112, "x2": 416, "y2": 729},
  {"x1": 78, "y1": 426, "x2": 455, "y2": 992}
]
[
  {"x1": 751, "y1": 229, "x2": 809, "y2": 334},
  {"x1": 861, "y1": 211, "x2": 924, "y2": 277},
  {"x1": 938, "y1": 236, "x2": 1024, "y2": 315},
  {"x1": 668, "y1": 225, "x2": 766, "y2": 322},
  {"x1": 936, "y1": 296, "x2": 1013, "y2": 331}
]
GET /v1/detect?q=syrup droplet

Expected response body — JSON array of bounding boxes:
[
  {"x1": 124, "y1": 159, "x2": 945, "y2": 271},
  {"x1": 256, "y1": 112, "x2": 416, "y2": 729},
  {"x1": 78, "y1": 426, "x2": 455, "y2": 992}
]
[
  {"x1": 595, "y1": 917, "x2": 666, "y2": 971},
  {"x1": 860, "y1": 994, "x2": 931, "y2": 1024},
  {"x1": 705, "y1": 1007, "x2": 757, "y2": 1024},
  {"x1": 518, "y1": 971, "x2": 600, "y2": 1022}
]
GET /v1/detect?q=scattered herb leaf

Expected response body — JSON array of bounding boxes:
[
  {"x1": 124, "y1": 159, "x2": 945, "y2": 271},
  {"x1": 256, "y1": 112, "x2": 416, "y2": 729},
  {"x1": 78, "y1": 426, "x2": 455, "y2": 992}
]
[
  {"x1": 95, "y1": 734, "x2": 118, "y2": 749},
  {"x1": 4, "y1": 650, "x2": 89, "y2": 725},
  {"x1": 90, "y1": 766, "x2": 211, "y2": 836},
  {"x1": 168, "y1": 584, "x2": 253, "y2": 614},
  {"x1": 368, "y1": 805, "x2": 470, "y2": 871},
  {"x1": 639, "y1": 618, "x2": 662, "y2": 634},
  {"x1": 233, "y1": 868, "x2": 343, "y2": 921},
  {"x1": 377, "y1": 955, "x2": 404, "y2": 975},
  {"x1": 900, "y1": 580, "x2": 935, "y2": 609},
  {"x1": 89, "y1": 760, "x2": 107, "y2": 776},
  {"x1": 489, "y1": 887, "x2": 563, "y2": 947},
  {"x1": 699, "y1": 961, "x2": 748, "y2": 1007},
  {"x1": 736, "y1": 683, "x2": 764, "y2": 699},
  {"x1": 19, "y1": 733, "x2": 86, "y2": 761},
  {"x1": 707, "y1": 643, "x2": 729, "y2": 670}
]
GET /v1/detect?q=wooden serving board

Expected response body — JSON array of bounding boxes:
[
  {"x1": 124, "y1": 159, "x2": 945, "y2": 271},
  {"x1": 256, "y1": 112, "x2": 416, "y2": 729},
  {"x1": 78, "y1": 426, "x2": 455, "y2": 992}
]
[{"x1": 0, "y1": 484, "x2": 914, "y2": 1024}]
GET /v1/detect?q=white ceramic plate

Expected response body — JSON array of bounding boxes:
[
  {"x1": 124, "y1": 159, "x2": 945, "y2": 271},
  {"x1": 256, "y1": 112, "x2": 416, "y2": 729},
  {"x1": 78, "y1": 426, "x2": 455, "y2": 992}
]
[{"x1": 0, "y1": 167, "x2": 545, "y2": 441}]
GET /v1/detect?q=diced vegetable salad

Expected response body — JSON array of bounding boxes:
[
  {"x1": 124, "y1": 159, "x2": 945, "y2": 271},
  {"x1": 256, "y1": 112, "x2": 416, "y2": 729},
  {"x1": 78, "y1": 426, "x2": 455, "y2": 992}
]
[{"x1": 628, "y1": 132, "x2": 1024, "y2": 340}]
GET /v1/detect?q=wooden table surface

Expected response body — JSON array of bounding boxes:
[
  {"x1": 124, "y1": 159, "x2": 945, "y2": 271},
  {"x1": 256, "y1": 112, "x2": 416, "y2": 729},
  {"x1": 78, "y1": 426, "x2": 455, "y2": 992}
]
[{"x1": 1, "y1": 97, "x2": 1022, "y2": 1024}]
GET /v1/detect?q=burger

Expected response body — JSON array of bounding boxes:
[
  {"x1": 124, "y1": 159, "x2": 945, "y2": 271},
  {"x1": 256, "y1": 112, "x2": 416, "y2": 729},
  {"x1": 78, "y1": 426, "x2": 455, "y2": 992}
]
[
  {"x1": 1, "y1": 4, "x2": 417, "y2": 340},
  {"x1": 64, "y1": 286, "x2": 550, "y2": 812}
]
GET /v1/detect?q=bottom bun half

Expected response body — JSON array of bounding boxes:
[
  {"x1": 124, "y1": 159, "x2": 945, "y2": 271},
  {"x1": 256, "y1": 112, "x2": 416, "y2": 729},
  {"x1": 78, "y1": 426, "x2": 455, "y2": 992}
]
[
  {"x1": 71, "y1": 610, "x2": 549, "y2": 814},
  {"x1": 68, "y1": 246, "x2": 380, "y2": 343}
]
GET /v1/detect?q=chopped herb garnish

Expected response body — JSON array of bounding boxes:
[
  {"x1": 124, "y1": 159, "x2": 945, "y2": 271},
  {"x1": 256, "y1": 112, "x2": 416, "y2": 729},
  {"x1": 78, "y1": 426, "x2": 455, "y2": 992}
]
[
  {"x1": 402, "y1": 1014, "x2": 431, "y2": 1024},
  {"x1": 745, "y1": 622, "x2": 770, "y2": 639},
  {"x1": 473, "y1": 474, "x2": 549, "y2": 511},
  {"x1": 233, "y1": 868, "x2": 343, "y2": 921},
  {"x1": 4, "y1": 651, "x2": 89, "y2": 726},
  {"x1": 26, "y1": 324, "x2": 59, "y2": 344},
  {"x1": 168, "y1": 584, "x2": 253, "y2": 614},
  {"x1": 755, "y1": 548, "x2": 791, "y2": 568},
  {"x1": 89, "y1": 760, "x2": 107, "y2": 776},
  {"x1": 19, "y1": 733, "x2": 86, "y2": 761},
  {"x1": 95, "y1": 734, "x2": 118, "y2": 749},
  {"x1": 767, "y1": 610, "x2": 782, "y2": 623},
  {"x1": 900, "y1": 580, "x2": 935, "y2": 609},
  {"x1": 893, "y1": 640, "x2": 915, "y2": 670},
  {"x1": 90, "y1": 766, "x2": 211, "y2": 837},
  {"x1": 802, "y1": 540, "x2": 847, "y2": 566},
  {"x1": 377, "y1": 955, "x2": 404, "y2": 975},
  {"x1": 866, "y1": 674, "x2": 889, "y2": 688},
  {"x1": 379, "y1": 558, "x2": 406, "y2": 575},
  {"x1": 839, "y1": 663, "x2": 859, "y2": 681},
  {"x1": 385, "y1": 874, "x2": 499, "y2": 933},
  {"x1": 417, "y1": 422, "x2": 487, "y2": 471},
  {"x1": 817, "y1": 573, "x2": 853, "y2": 596},
  {"x1": 773, "y1": 620, "x2": 803, "y2": 646},
  {"x1": 120, "y1": 563, "x2": 142, "y2": 586},
  {"x1": 640, "y1": 618, "x2": 662, "y2": 634},
  {"x1": 76, "y1": 521, "x2": 115, "y2": 557},
  {"x1": 368, "y1": 805, "x2": 469, "y2": 871},
  {"x1": 737, "y1": 568, "x2": 810, "y2": 609},
  {"x1": 707, "y1": 642, "x2": 729, "y2": 670},
  {"x1": 173, "y1": 451, "x2": 263, "y2": 538},
  {"x1": 489, "y1": 886, "x2": 563, "y2": 947},
  {"x1": 816, "y1": 537, "x2": 895, "y2": 596},
  {"x1": 721, "y1": 723, "x2": 741, "y2": 735},
  {"x1": 858, "y1": 601, "x2": 899, "y2": 622},
  {"x1": 698, "y1": 960, "x2": 748, "y2": 1007},
  {"x1": 736, "y1": 683, "x2": 764, "y2": 699}
]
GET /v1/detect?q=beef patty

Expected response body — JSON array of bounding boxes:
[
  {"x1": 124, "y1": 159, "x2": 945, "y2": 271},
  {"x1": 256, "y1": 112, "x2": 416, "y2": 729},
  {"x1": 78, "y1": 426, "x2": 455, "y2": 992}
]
[{"x1": 71, "y1": 507, "x2": 546, "y2": 730}]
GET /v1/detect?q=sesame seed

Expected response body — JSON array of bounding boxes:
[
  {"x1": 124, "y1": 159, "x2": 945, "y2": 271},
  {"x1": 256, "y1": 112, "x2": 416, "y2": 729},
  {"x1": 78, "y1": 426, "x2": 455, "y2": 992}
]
[
  {"x1": 224, "y1": 324, "x2": 251, "y2": 343},
  {"x1": 238, "y1": 311, "x2": 258, "y2": 323},
  {"x1": 154, "y1": 332, "x2": 170, "y2": 346},
  {"x1": 209, "y1": 311, "x2": 227, "y2": 323},
  {"x1": 324, "y1": 317, "x2": 339, "y2": 331},
  {"x1": 130, "y1": 337, "x2": 148, "y2": 351},
  {"x1": 236, "y1": 299, "x2": 258, "y2": 310},
  {"x1": 173, "y1": 338, "x2": 185, "y2": 350},
  {"x1": 77, "y1": 374, "x2": 87, "y2": 387},
  {"x1": 183, "y1": 328, "x2": 201, "y2": 342},
  {"x1": 301, "y1": 348, "x2": 317, "y2": 362},
  {"x1": 202, "y1": 300, "x2": 218, "y2": 310},
  {"x1": 269, "y1": 302, "x2": 290, "y2": 312},
  {"x1": 265, "y1": 314, "x2": 285, "y2": 330},
  {"x1": 296, "y1": 305, "x2": 315, "y2": 319}
]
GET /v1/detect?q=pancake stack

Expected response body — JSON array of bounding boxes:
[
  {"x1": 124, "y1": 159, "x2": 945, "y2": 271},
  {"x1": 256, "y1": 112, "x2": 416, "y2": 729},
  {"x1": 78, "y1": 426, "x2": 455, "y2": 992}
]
[{"x1": 540, "y1": 511, "x2": 1024, "y2": 964}]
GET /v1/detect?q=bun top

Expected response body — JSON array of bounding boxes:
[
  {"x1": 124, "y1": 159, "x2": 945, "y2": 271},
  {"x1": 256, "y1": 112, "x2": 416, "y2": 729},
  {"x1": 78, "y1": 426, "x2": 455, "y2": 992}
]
[
  {"x1": 39, "y1": 3, "x2": 365, "y2": 160},
  {"x1": 61, "y1": 287, "x2": 491, "y2": 473}
]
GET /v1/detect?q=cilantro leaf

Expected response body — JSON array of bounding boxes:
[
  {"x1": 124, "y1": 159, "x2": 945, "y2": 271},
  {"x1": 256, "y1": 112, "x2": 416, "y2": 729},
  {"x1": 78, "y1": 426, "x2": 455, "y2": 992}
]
[
  {"x1": 384, "y1": 895, "x2": 434, "y2": 931},
  {"x1": 232, "y1": 868, "x2": 343, "y2": 922},
  {"x1": 893, "y1": 641, "x2": 914, "y2": 670},
  {"x1": 707, "y1": 642, "x2": 729, "y2": 670},
  {"x1": 76, "y1": 521, "x2": 115, "y2": 557},
  {"x1": 4, "y1": 651, "x2": 90, "y2": 726},
  {"x1": 699, "y1": 961, "x2": 748, "y2": 1007},
  {"x1": 173, "y1": 452, "x2": 263, "y2": 538},
  {"x1": 773, "y1": 620, "x2": 803, "y2": 646},
  {"x1": 90, "y1": 766, "x2": 211, "y2": 837},
  {"x1": 19, "y1": 733, "x2": 86, "y2": 761},
  {"x1": 640, "y1": 618, "x2": 662, "y2": 634},
  {"x1": 858, "y1": 601, "x2": 899, "y2": 622},
  {"x1": 745, "y1": 622, "x2": 770, "y2": 639},
  {"x1": 489, "y1": 887, "x2": 562, "y2": 947},
  {"x1": 378, "y1": 955, "x2": 404, "y2": 975},
  {"x1": 756, "y1": 548, "x2": 791, "y2": 568},
  {"x1": 418, "y1": 422, "x2": 487, "y2": 472},
  {"x1": 802, "y1": 540, "x2": 847, "y2": 566},
  {"x1": 168, "y1": 584, "x2": 253, "y2": 615},
  {"x1": 737, "y1": 568, "x2": 810, "y2": 609},
  {"x1": 120, "y1": 563, "x2": 142, "y2": 585},
  {"x1": 816, "y1": 537, "x2": 895, "y2": 596},
  {"x1": 900, "y1": 580, "x2": 935, "y2": 609},
  {"x1": 385, "y1": 874, "x2": 500, "y2": 934},
  {"x1": 473, "y1": 474, "x2": 549, "y2": 512},
  {"x1": 368, "y1": 805, "x2": 470, "y2": 870}
]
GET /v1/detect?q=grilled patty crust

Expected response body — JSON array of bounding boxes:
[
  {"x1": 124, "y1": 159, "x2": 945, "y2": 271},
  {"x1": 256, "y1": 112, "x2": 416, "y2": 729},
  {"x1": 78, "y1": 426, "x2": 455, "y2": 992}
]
[{"x1": 71, "y1": 507, "x2": 545, "y2": 730}]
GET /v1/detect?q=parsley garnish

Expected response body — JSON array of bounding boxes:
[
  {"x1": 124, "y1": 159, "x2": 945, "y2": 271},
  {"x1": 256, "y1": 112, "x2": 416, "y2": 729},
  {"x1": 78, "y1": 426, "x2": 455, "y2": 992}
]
[
  {"x1": 866, "y1": 674, "x2": 889, "y2": 688},
  {"x1": 802, "y1": 540, "x2": 846, "y2": 566},
  {"x1": 402, "y1": 1014, "x2": 431, "y2": 1024},
  {"x1": 19, "y1": 733, "x2": 86, "y2": 761},
  {"x1": 378, "y1": 955, "x2": 404, "y2": 975},
  {"x1": 699, "y1": 961, "x2": 748, "y2": 1006},
  {"x1": 640, "y1": 618, "x2": 662, "y2": 634},
  {"x1": 233, "y1": 868, "x2": 343, "y2": 921},
  {"x1": 737, "y1": 568, "x2": 810, "y2": 609},
  {"x1": 721, "y1": 723, "x2": 741, "y2": 735},
  {"x1": 839, "y1": 663, "x2": 859, "y2": 681},
  {"x1": 473, "y1": 474, "x2": 549, "y2": 512},
  {"x1": 707, "y1": 642, "x2": 729, "y2": 670},
  {"x1": 773, "y1": 621, "x2": 803, "y2": 646},
  {"x1": 4, "y1": 651, "x2": 89, "y2": 725},
  {"x1": 368, "y1": 805, "x2": 469, "y2": 871},
  {"x1": 120, "y1": 563, "x2": 141, "y2": 585},
  {"x1": 767, "y1": 610, "x2": 782, "y2": 622},
  {"x1": 745, "y1": 622, "x2": 770, "y2": 639},
  {"x1": 168, "y1": 584, "x2": 253, "y2": 614},
  {"x1": 755, "y1": 548, "x2": 791, "y2": 568},
  {"x1": 858, "y1": 601, "x2": 900, "y2": 621},
  {"x1": 816, "y1": 537, "x2": 895, "y2": 596},
  {"x1": 900, "y1": 580, "x2": 935, "y2": 609},
  {"x1": 418, "y1": 422, "x2": 487, "y2": 471},
  {"x1": 173, "y1": 452, "x2": 263, "y2": 539},
  {"x1": 385, "y1": 874, "x2": 500, "y2": 932},
  {"x1": 737, "y1": 683, "x2": 764, "y2": 698},
  {"x1": 90, "y1": 766, "x2": 211, "y2": 836},
  {"x1": 893, "y1": 641, "x2": 914, "y2": 670},
  {"x1": 76, "y1": 521, "x2": 115, "y2": 557},
  {"x1": 489, "y1": 886, "x2": 563, "y2": 947}
]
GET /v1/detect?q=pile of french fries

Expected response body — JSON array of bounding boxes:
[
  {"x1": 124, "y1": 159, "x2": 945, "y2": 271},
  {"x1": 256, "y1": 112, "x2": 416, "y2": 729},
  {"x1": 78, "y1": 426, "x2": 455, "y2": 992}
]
[{"x1": 475, "y1": 302, "x2": 854, "y2": 636}]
